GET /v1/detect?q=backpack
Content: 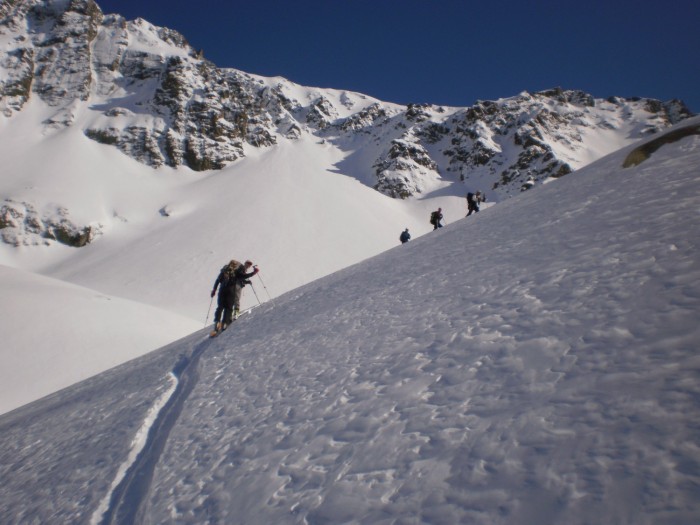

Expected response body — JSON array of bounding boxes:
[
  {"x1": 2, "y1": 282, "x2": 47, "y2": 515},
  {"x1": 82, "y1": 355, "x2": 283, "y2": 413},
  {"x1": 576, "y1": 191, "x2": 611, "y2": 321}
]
[
  {"x1": 220, "y1": 260, "x2": 241, "y2": 286},
  {"x1": 430, "y1": 211, "x2": 438, "y2": 225}
]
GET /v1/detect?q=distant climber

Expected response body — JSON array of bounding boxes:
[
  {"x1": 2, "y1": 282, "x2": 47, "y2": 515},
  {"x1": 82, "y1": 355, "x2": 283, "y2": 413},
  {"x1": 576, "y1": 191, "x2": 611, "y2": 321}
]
[
  {"x1": 399, "y1": 228, "x2": 411, "y2": 244},
  {"x1": 430, "y1": 208, "x2": 444, "y2": 230},
  {"x1": 466, "y1": 191, "x2": 485, "y2": 216}
]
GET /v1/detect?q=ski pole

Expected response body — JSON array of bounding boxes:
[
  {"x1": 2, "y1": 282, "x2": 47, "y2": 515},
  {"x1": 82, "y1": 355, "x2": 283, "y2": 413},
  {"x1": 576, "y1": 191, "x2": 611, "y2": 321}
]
[
  {"x1": 249, "y1": 281, "x2": 262, "y2": 306},
  {"x1": 257, "y1": 272, "x2": 273, "y2": 303},
  {"x1": 204, "y1": 295, "x2": 214, "y2": 326}
]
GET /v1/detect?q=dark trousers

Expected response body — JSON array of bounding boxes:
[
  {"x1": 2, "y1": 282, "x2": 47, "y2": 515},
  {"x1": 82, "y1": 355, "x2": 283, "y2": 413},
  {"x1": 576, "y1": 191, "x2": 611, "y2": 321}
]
[
  {"x1": 214, "y1": 284, "x2": 243, "y2": 325},
  {"x1": 214, "y1": 287, "x2": 234, "y2": 325}
]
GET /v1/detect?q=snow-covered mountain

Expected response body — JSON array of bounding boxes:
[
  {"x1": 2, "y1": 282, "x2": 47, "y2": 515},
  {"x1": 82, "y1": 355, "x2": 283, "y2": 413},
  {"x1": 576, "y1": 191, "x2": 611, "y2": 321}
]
[
  {"x1": 1, "y1": 0, "x2": 692, "y2": 247},
  {"x1": 1, "y1": 118, "x2": 699, "y2": 524},
  {"x1": 1, "y1": 0, "x2": 692, "y2": 205},
  {"x1": 0, "y1": 0, "x2": 695, "y2": 414}
]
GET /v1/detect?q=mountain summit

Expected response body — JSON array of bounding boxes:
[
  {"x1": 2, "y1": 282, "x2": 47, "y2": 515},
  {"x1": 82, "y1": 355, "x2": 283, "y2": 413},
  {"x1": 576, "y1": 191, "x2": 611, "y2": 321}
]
[{"x1": 0, "y1": 0, "x2": 692, "y2": 202}]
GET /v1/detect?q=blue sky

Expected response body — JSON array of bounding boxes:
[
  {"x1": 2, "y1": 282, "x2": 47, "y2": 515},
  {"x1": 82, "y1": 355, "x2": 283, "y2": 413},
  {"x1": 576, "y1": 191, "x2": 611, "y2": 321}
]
[{"x1": 96, "y1": 0, "x2": 699, "y2": 112}]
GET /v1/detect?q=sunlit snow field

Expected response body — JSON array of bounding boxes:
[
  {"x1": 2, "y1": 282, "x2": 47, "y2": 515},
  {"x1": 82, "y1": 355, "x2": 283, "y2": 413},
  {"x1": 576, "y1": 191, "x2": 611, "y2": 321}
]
[{"x1": 1, "y1": 120, "x2": 699, "y2": 524}]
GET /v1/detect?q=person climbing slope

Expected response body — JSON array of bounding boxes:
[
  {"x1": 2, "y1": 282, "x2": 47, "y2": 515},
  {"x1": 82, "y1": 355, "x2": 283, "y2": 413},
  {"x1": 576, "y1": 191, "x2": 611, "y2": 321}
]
[
  {"x1": 430, "y1": 208, "x2": 444, "y2": 230},
  {"x1": 466, "y1": 191, "x2": 485, "y2": 216},
  {"x1": 210, "y1": 259, "x2": 259, "y2": 335}
]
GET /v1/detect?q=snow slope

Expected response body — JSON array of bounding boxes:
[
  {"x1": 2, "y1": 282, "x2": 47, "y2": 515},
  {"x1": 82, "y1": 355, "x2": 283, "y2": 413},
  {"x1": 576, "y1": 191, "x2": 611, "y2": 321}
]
[
  {"x1": 0, "y1": 264, "x2": 200, "y2": 415},
  {"x1": 0, "y1": 97, "x2": 468, "y2": 414},
  {"x1": 1, "y1": 119, "x2": 699, "y2": 524},
  {"x1": 0, "y1": 1, "x2": 690, "y2": 416}
]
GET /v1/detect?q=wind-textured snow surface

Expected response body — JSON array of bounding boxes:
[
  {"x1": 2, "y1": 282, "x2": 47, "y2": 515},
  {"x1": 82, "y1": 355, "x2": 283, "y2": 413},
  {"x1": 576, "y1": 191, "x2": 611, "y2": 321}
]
[{"x1": 1, "y1": 120, "x2": 699, "y2": 524}]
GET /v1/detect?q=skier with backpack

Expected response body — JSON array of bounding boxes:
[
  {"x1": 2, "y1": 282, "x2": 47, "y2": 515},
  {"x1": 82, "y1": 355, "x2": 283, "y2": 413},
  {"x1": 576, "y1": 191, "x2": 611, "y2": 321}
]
[
  {"x1": 210, "y1": 259, "x2": 259, "y2": 336},
  {"x1": 466, "y1": 191, "x2": 485, "y2": 216},
  {"x1": 399, "y1": 228, "x2": 411, "y2": 244},
  {"x1": 430, "y1": 208, "x2": 444, "y2": 230}
]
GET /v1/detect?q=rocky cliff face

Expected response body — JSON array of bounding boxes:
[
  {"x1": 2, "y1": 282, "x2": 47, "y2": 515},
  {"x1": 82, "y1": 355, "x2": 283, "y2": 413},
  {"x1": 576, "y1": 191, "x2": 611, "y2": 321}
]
[{"x1": 0, "y1": 0, "x2": 694, "y2": 209}]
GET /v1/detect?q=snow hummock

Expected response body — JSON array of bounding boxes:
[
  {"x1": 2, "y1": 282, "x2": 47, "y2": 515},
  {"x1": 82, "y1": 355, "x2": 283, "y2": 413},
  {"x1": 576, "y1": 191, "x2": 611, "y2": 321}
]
[{"x1": 1, "y1": 118, "x2": 699, "y2": 524}]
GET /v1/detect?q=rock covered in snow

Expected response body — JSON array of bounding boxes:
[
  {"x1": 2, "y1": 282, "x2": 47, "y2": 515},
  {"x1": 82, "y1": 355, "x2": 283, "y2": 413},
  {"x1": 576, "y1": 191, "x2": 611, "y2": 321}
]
[
  {"x1": 0, "y1": 0, "x2": 694, "y2": 205},
  {"x1": 0, "y1": 199, "x2": 100, "y2": 247}
]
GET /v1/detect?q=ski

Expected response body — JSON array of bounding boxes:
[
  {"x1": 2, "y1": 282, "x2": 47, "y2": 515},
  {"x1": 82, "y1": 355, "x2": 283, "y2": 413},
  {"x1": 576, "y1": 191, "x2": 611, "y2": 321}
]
[
  {"x1": 208, "y1": 306, "x2": 258, "y2": 338},
  {"x1": 209, "y1": 323, "x2": 230, "y2": 338},
  {"x1": 209, "y1": 325, "x2": 223, "y2": 338}
]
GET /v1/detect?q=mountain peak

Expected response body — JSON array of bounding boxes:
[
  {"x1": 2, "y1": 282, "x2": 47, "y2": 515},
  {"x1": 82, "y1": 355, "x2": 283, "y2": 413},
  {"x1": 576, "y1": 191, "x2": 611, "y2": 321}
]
[
  {"x1": 0, "y1": 0, "x2": 695, "y2": 254},
  {"x1": 0, "y1": 0, "x2": 693, "y2": 195}
]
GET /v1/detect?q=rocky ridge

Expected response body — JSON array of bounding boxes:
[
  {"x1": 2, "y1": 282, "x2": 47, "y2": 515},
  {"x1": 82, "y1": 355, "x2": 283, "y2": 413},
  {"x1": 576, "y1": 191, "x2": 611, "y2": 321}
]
[{"x1": 0, "y1": 0, "x2": 694, "y2": 246}]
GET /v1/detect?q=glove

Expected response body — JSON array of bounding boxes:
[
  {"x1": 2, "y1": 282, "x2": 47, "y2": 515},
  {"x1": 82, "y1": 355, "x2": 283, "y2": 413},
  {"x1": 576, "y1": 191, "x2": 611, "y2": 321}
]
[
  {"x1": 210, "y1": 290, "x2": 215, "y2": 298},
  {"x1": 253, "y1": 266, "x2": 259, "y2": 275}
]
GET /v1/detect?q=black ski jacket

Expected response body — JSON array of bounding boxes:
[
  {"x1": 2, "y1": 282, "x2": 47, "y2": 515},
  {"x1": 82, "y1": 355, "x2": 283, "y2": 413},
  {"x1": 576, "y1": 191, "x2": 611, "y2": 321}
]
[
  {"x1": 213, "y1": 265, "x2": 255, "y2": 294},
  {"x1": 233, "y1": 265, "x2": 257, "y2": 287}
]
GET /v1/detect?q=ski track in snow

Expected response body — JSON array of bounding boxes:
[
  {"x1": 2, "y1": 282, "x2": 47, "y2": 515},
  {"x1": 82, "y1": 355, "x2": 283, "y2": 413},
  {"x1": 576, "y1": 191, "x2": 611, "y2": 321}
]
[
  {"x1": 90, "y1": 372, "x2": 178, "y2": 525},
  {"x1": 92, "y1": 337, "x2": 211, "y2": 525}
]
